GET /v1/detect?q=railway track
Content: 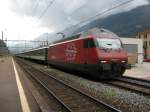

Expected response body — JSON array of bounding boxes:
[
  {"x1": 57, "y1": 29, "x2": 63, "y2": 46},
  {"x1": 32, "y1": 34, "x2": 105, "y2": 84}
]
[
  {"x1": 16, "y1": 58, "x2": 120, "y2": 112},
  {"x1": 107, "y1": 76, "x2": 150, "y2": 96}
]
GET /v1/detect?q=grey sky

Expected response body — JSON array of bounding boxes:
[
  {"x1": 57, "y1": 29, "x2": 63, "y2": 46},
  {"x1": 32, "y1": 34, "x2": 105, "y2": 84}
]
[{"x1": 11, "y1": 0, "x2": 150, "y2": 33}]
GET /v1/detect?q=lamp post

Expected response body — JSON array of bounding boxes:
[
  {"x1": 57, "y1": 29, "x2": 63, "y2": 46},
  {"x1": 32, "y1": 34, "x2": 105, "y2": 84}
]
[
  {"x1": 1, "y1": 31, "x2": 3, "y2": 40},
  {"x1": 1, "y1": 29, "x2": 7, "y2": 41},
  {"x1": 46, "y1": 33, "x2": 49, "y2": 46}
]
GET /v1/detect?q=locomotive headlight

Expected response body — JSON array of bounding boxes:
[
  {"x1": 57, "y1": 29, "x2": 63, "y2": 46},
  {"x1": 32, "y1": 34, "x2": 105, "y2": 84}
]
[
  {"x1": 121, "y1": 61, "x2": 126, "y2": 63},
  {"x1": 101, "y1": 60, "x2": 107, "y2": 63}
]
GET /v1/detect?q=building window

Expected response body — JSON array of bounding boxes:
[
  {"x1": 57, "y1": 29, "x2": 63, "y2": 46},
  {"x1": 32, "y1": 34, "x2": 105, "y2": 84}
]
[
  {"x1": 143, "y1": 41, "x2": 147, "y2": 48},
  {"x1": 144, "y1": 34, "x2": 147, "y2": 39},
  {"x1": 140, "y1": 34, "x2": 144, "y2": 38}
]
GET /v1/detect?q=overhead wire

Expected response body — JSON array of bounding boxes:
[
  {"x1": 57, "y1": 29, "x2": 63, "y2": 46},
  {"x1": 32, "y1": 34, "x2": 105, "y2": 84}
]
[
  {"x1": 35, "y1": 0, "x2": 135, "y2": 33},
  {"x1": 63, "y1": 0, "x2": 135, "y2": 31},
  {"x1": 79, "y1": 0, "x2": 135, "y2": 25},
  {"x1": 32, "y1": 0, "x2": 40, "y2": 15},
  {"x1": 39, "y1": 0, "x2": 55, "y2": 19}
]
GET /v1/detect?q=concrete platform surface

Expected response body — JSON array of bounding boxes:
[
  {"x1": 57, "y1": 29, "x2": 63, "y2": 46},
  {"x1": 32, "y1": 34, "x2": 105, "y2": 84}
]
[
  {"x1": 0, "y1": 57, "x2": 22, "y2": 112},
  {"x1": 124, "y1": 62, "x2": 150, "y2": 80}
]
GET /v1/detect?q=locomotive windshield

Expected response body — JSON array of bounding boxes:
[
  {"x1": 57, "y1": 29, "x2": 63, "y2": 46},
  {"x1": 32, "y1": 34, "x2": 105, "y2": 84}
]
[{"x1": 97, "y1": 38, "x2": 122, "y2": 49}]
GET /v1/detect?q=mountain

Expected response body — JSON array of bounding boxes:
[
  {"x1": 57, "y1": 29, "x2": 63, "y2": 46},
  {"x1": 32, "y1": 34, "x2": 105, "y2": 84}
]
[{"x1": 73, "y1": 4, "x2": 150, "y2": 37}]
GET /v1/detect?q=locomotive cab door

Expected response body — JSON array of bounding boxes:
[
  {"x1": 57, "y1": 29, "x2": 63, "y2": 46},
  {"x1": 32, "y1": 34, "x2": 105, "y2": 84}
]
[
  {"x1": 83, "y1": 38, "x2": 96, "y2": 70},
  {"x1": 83, "y1": 39, "x2": 89, "y2": 68}
]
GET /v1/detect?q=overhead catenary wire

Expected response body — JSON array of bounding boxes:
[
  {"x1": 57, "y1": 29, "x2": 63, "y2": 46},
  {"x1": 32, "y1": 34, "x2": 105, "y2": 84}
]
[
  {"x1": 32, "y1": 0, "x2": 40, "y2": 15},
  {"x1": 79, "y1": 0, "x2": 135, "y2": 24},
  {"x1": 63, "y1": 0, "x2": 135, "y2": 31},
  {"x1": 37, "y1": 0, "x2": 135, "y2": 34},
  {"x1": 39, "y1": 0, "x2": 55, "y2": 19}
]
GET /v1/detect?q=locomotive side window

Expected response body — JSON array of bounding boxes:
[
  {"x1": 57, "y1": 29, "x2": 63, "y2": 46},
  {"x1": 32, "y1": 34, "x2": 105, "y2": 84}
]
[{"x1": 84, "y1": 39, "x2": 96, "y2": 48}]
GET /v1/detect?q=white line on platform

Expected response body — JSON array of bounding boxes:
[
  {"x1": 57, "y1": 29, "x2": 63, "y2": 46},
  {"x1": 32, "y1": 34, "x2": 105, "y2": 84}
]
[{"x1": 12, "y1": 58, "x2": 31, "y2": 112}]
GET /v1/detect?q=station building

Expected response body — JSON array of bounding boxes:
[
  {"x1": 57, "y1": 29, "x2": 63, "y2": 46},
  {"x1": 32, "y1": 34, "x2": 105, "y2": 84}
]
[
  {"x1": 137, "y1": 30, "x2": 150, "y2": 59},
  {"x1": 120, "y1": 38, "x2": 143, "y2": 65}
]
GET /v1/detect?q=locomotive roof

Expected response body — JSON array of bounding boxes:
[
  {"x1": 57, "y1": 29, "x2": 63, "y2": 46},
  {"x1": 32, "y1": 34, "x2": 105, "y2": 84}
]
[
  {"x1": 50, "y1": 27, "x2": 119, "y2": 46},
  {"x1": 80, "y1": 27, "x2": 119, "y2": 39},
  {"x1": 52, "y1": 33, "x2": 81, "y2": 44}
]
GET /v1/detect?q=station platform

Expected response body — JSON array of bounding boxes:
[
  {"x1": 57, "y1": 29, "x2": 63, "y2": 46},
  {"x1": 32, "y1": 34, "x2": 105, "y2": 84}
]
[
  {"x1": 124, "y1": 62, "x2": 150, "y2": 81},
  {"x1": 0, "y1": 57, "x2": 31, "y2": 112}
]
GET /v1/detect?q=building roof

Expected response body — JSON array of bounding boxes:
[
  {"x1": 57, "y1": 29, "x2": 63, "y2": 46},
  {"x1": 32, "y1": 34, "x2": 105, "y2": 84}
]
[{"x1": 138, "y1": 30, "x2": 150, "y2": 35}]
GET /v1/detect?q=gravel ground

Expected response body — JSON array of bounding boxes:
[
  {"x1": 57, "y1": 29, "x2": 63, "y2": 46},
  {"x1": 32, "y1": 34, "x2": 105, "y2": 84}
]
[
  {"x1": 25, "y1": 60, "x2": 150, "y2": 112},
  {"x1": 42, "y1": 67, "x2": 150, "y2": 112}
]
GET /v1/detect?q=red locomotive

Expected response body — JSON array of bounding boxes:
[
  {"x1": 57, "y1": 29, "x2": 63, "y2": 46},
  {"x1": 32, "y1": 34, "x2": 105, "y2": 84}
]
[{"x1": 48, "y1": 28, "x2": 127, "y2": 79}]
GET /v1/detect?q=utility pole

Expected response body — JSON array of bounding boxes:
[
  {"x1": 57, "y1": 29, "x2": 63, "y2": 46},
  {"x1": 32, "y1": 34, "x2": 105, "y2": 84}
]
[
  {"x1": 46, "y1": 33, "x2": 48, "y2": 46},
  {"x1": 2, "y1": 31, "x2": 3, "y2": 40}
]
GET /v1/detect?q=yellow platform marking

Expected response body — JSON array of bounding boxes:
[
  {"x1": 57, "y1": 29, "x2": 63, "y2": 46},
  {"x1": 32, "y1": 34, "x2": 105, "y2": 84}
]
[{"x1": 12, "y1": 58, "x2": 31, "y2": 112}]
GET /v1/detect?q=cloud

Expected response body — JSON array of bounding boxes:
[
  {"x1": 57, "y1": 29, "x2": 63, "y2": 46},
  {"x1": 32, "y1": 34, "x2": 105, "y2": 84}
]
[
  {"x1": 11, "y1": 0, "x2": 150, "y2": 34},
  {"x1": 6, "y1": 14, "x2": 53, "y2": 40}
]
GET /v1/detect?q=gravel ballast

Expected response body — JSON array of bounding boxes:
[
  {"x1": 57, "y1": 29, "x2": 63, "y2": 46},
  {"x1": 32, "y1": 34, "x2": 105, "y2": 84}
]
[
  {"x1": 42, "y1": 67, "x2": 150, "y2": 112},
  {"x1": 27, "y1": 61, "x2": 150, "y2": 112}
]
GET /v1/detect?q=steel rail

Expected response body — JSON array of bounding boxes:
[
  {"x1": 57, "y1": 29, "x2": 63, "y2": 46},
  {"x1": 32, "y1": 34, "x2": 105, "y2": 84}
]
[
  {"x1": 37, "y1": 68, "x2": 121, "y2": 112},
  {"x1": 106, "y1": 77, "x2": 150, "y2": 96},
  {"x1": 121, "y1": 76, "x2": 150, "y2": 87},
  {"x1": 113, "y1": 77, "x2": 150, "y2": 89},
  {"x1": 16, "y1": 58, "x2": 121, "y2": 112},
  {"x1": 16, "y1": 59, "x2": 72, "y2": 112}
]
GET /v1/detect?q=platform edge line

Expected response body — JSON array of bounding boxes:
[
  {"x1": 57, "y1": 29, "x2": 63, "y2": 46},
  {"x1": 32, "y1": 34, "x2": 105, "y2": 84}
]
[{"x1": 12, "y1": 58, "x2": 31, "y2": 112}]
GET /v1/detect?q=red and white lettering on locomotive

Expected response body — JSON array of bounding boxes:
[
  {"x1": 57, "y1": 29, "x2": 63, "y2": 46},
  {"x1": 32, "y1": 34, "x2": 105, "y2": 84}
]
[{"x1": 65, "y1": 43, "x2": 77, "y2": 61}]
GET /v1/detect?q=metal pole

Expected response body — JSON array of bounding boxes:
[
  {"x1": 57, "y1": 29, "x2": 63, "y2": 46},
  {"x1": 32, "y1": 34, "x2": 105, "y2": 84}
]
[{"x1": 2, "y1": 31, "x2": 3, "y2": 40}]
